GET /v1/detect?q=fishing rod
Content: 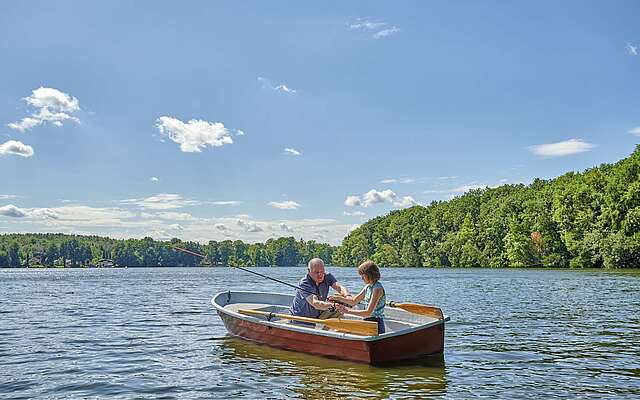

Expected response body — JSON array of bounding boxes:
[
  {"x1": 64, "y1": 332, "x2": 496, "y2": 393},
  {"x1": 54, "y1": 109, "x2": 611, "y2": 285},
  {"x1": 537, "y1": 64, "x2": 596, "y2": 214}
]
[{"x1": 171, "y1": 246, "x2": 320, "y2": 298}]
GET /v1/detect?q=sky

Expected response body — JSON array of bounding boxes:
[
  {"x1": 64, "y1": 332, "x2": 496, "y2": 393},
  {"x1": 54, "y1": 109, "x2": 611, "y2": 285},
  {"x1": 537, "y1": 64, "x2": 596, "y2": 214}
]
[{"x1": 1, "y1": 1, "x2": 639, "y2": 245}]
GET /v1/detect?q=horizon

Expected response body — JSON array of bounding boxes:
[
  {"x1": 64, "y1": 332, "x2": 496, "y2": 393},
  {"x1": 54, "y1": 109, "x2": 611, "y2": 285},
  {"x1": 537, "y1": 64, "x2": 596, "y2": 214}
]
[{"x1": 1, "y1": 1, "x2": 639, "y2": 245}]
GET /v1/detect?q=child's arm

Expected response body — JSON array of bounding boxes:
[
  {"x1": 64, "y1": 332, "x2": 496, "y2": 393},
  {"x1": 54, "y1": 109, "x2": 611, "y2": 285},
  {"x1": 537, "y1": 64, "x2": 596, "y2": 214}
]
[{"x1": 344, "y1": 287, "x2": 384, "y2": 318}]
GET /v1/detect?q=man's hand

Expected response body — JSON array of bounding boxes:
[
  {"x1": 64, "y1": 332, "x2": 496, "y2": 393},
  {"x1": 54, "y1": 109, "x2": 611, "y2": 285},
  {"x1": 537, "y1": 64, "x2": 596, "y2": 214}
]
[{"x1": 333, "y1": 303, "x2": 347, "y2": 313}]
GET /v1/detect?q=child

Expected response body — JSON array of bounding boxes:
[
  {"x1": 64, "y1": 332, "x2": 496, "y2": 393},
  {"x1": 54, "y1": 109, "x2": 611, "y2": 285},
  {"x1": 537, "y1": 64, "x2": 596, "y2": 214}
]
[{"x1": 331, "y1": 260, "x2": 386, "y2": 334}]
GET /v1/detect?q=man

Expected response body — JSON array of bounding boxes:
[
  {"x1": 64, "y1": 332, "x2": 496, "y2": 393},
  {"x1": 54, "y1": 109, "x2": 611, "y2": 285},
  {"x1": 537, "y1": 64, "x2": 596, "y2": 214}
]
[{"x1": 290, "y1": 258, "x2": 351, "y2": 319}]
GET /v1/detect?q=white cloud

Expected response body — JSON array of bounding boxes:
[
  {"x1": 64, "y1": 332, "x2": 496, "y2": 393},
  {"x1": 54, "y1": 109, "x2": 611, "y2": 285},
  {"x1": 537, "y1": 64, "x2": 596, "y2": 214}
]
[
  {"x1": 258, "y1": 76, "x2": 298, "y2": 95},
  {"x1": 284, "y1": 148, "x2": 302, "y2": 156},
  {"x1": 150, "y1": 177, "x2": 159, "y2": 182},
  {"x1": 424, "y1": 184, "x2": 487, "y2": 194},
  {"x1": 0, "y1": 195, "x2": 18, "y2": 200},
  {"x1": 380, "y1": 177, "x2": 414, "y2": 184},
  {"x1": 343, "y1": 211, "x2": 366, "y2": 217},
  {"x1": 362, "y1": 189, "x2": 397, "y2": 207},
  {"x1": 236, "y1": 130, "x2": 245, "y2": 136},
  {"x1": 349, "y1": 19, "x2": 387, "y2": 30},
  {"x1": 237, "y1": 219, "x2": 263, "y2": 232},
  {"x1": 121, "y1": 193, "x2": 201, "y2": 210},
  {"x1": 528, "y1": 138, "x2": 596, "y2": 157},
  {"x1": 211, "y1": 201, "x2": 241, "y2": 206},
  {"x1": 372, "y1": 27, "x2": 400, "y2": 39},
  {"x1": 151, "y1": 212, "x2": 195, "y2": 221},
  {"x1": 348, "y1": 19, "x2": 400, "y2": 40},
  {"x1": 156, "y1": 116, "x2": 234, "y2": 153},
  {"x1": 0, "y1": 204, "x2": 59, "y2": 219},
  {"x1": 629, "y1": 127, "x2": 640, "y2": 136},
  {"x1": 344, "y1": 196, "x2": 362, "y2": 207},
  {"x1": 627, "y1": 43, "x2": 638, "y2": 55},
  {"x1": 499, "y1": 178, "x2": 509, "y2": 183},
  {"x1": 1, "y1": 202, "x2": 355, "y2": 245},
  {"x1": 8, "y1": 87, "x2": 81, "y2": 132},
  {"x1": 437, "y1": 176, "x2": 457, "y2": 180},
  {"x1": 394, "y1": 196, "x2": 419, "y2": 208},
  {"x1": 0, "y1": 140, "x2": 34, "y2": 157},
  {"x1": 346, "y1": 189, "x2": 420, "y2": 208},
  {"x1": 276, "y1": 84, "x2": 297, "y2": 94},
  {"x1": 0, "y1": 204, "x2": 29, "y2": 218},
  {"x1": 268, "y1": 200, "x2": 301, "y2": 210}
]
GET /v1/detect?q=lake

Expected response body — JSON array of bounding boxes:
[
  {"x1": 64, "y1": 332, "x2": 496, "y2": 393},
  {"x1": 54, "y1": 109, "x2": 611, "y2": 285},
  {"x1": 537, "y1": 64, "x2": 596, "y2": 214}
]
[{"x1": 1, "y1": 267, "x2": 639, "y2": 399}]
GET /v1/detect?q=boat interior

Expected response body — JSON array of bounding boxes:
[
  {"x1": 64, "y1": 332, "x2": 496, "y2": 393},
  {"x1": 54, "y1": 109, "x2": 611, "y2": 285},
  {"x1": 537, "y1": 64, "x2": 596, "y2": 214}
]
[{"x1": 215, "y1": 291, "x2": 444, "y2": 336}]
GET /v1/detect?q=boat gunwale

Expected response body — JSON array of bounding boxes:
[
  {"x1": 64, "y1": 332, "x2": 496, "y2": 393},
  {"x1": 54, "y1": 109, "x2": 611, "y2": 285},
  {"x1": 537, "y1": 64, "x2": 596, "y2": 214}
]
[{"x1": 211, "y1": 290, "x2": 449, "y2": 342}]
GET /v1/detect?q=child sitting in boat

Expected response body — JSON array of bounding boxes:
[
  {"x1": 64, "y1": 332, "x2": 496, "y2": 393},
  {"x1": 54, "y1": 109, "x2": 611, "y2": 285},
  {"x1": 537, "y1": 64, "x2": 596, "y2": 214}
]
[{"x1": 330, "y1": 260, "x2": 386, "y2": 334}]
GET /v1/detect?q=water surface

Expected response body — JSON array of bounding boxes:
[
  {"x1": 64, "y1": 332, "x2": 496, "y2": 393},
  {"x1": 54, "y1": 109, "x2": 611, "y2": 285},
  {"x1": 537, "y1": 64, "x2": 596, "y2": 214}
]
[{"x1": 1, "y1": 267, "x2": 639, "y2": 399}]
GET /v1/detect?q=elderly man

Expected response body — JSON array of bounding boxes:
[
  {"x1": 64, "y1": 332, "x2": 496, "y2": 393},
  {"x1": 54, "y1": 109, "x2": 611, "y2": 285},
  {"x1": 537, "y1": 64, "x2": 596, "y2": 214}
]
[{"x1": 290, "y1": 258, "x2": 351, "y2": 320}]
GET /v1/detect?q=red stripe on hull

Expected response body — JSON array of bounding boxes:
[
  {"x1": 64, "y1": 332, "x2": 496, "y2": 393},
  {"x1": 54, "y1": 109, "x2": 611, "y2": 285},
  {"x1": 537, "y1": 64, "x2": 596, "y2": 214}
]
[{"x1": 219, "y1": 312, "x2": 445, "y2": 364}]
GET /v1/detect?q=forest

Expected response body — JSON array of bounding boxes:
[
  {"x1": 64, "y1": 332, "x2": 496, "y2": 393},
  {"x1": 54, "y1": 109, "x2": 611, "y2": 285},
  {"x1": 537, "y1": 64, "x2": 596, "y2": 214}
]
[
  {"x1": 333, "y1": 146, "x2": 640, "y2": 268},
  {"x1": 0, "y1": 234, "x2": 334, "y2": 268}
]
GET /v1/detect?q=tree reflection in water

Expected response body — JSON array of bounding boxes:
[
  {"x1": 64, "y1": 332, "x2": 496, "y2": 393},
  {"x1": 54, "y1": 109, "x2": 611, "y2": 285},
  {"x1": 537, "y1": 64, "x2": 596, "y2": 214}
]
[{"x1": 214, "y1": 337, "x2": 447, "y2": 399}]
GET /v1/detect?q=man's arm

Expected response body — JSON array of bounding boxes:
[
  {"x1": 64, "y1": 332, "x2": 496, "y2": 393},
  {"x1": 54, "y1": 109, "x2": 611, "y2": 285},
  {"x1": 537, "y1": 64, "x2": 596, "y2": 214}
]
[
  {"x1": 306, "y1": 294, "x2": 336, "y2": 311},
  {"x1": 331, "y1": 281, "x2": 351, "y2": 297}
]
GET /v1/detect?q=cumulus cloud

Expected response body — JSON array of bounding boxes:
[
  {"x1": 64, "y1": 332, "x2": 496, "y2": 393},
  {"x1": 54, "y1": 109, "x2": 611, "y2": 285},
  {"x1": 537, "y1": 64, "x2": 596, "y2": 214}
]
[
  {"x1": 150, "y1": 177, "x2": 159, "y2": 182},
  {"x1": 258, "y1": 76, "x2": 298, "y2": 94},
  {"x1": 0, "y1": 204, "x2": 59, "y2": 219},
  {"x1": 237, "y1": 219, "x2": 263, "y2": 232},
  {"x1": 214, "y1": 223, "x2": 227, "y2": 231},
  {"x1": 121, "y1": 193, "x2": 200, "y2": 210},
  {"x1": 268, "y1": 200, "x2": 301, "y2": 210},
  {"x1": 8, "y1": 87, "x2": 81, "y2": 132},
  {"x1": 362, "y1": 189, "x2": 396, "y2": 206},
  {"x1": 629, "y1": 127, "x2": 640, "y2": 136},
  {"x1": 0, "y1": 204, "x2": 28, "y2": 218},
  {"x1": 528, "y1": 139, "x2": 596, "y2": 157},
  {"x1": 0, "y1": 140, "x2": 34, "y2": 157},
  {"x1": 346, "y1": 189, "x2": 420, "y2": 208},
  {"x1": 156, "y1": 116, "x2": 235, "y2": 153},
  {"x1": 344, "y1": 196, "x2": 362, "y2": 207},
  {"x1": 284, "y1": 148, "x2": 302, "y2": 156},
  {"x1": 627, "y1": 43, "x2": 638, "y2": 56}
]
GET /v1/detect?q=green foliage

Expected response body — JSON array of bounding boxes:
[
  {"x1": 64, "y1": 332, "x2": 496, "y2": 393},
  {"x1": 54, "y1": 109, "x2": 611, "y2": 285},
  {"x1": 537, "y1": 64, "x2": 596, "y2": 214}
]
[
  {"x1": 334, "y1": 146, "x2": 640, "y2": 268},
  {"x1": 0, "y1": 233, "x2": 335, "y2": 268}
]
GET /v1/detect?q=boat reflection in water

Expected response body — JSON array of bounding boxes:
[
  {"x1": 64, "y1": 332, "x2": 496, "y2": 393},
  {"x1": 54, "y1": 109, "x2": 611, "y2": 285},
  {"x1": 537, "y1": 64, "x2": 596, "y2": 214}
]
[{"x1": 215, "y1": 337, "x2": 447, "y2": 399}]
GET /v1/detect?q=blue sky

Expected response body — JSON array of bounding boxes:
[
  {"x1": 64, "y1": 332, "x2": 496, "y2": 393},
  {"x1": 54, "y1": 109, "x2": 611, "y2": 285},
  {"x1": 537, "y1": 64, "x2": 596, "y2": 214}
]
[{"x1": 1, "y1": 1, "x2": 639, "y2": 245}]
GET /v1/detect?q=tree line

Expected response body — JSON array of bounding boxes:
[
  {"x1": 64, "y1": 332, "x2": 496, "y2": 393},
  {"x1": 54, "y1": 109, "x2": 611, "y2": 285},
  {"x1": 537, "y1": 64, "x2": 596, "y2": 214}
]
[
  {"x1": 3, "y1": 147, "x2": 640, "y2": 269},
  {"x1": 0, "y1": 233, "x2": 334, "y2": 268},
  {"x1": 333, "y1": 146, "x2": 640, "y2": 268}
]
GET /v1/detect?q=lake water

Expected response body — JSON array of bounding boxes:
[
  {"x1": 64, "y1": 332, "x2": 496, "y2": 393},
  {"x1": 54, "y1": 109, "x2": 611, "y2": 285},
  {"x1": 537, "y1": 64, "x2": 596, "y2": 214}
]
[{"x1": 1, "y1": 267, "x2": 639, "y2": 399}]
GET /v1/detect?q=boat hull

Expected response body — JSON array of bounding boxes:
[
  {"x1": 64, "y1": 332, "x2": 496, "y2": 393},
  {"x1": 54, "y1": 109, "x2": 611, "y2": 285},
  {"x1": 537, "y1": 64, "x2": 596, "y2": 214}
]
[{"x1": 217, "y1": 306, "x2": 445, "y2": 364}]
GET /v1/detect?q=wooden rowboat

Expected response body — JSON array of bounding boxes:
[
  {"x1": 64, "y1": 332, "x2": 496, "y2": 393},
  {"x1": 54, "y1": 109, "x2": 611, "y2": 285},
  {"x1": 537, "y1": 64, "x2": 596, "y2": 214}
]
[{"x1": 211, "y1": 291, "x2": 450, "y2": 364}]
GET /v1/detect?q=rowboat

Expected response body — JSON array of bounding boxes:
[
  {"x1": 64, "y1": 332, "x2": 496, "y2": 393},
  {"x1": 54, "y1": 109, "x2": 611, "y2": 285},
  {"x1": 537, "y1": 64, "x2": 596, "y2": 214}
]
[{"x1": 211, "y1": 291, "x2": 450, "y2": 364}]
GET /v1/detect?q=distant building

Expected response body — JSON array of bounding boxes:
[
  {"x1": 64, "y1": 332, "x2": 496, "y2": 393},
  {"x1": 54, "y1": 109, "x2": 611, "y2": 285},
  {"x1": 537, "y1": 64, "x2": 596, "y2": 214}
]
[{"x1": 97, "y1": 259, "x2": 115, "y2": 268}]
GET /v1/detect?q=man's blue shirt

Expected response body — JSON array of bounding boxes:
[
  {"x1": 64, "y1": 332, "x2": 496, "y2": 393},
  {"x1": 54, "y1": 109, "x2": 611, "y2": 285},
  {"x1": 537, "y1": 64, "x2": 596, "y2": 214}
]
[{"x1": 290, "y1": 273, "x2": 337, "y2": 318}]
